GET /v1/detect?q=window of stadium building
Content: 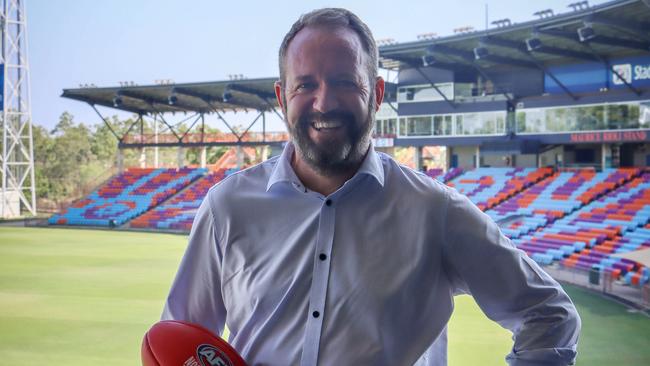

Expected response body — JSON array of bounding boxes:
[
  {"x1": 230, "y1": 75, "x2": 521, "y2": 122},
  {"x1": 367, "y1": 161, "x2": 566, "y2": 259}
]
[
  {"x1": 375, "y1": 118, "x2": 397, "y2": 136},
  {"x1": 455, "y1": 112, "x2": 505, "y2": 135},
  {"x1": 433, "y1": 115, "x2": 453, "y2": 135},
  {"x1": 516, "y1": 102, "x2": 650, "y2": 133},
  {"x1": 397, "y1": 83, "x2": 454, "y2": 103},
  {"x1": 401, "y1": 116, "x2": 433, "y2": 136},
  {"x1": 398, "y1": 112, "x2": 505, "y2": 137}
]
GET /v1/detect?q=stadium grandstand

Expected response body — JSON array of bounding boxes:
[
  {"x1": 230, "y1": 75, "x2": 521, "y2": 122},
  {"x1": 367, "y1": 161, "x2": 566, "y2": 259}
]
[{"x1": 52, "y1": 0, "x2": 650, "y2": 306}]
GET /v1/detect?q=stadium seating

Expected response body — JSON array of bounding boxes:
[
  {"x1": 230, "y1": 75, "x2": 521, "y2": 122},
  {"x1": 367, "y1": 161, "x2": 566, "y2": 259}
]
[
  {"x1": 130, "y1": 169, "x2": 228, "y2": 231},
  {"x1": 48, "y1": 163, "x2": 649, "y2": 286},
  {"x1": 48, "y1": 167, "x2": 205, "y2": 227},
  {"x1": 489, "y1": 168, "x2": 638, "y2": 238},
  {"x1": 446, "y1": 167, "x2": 552, "y2": 211},
  {"x1": 425, "y1": 167, "x2": 463, "y2": 183},
  {"x1": 509, "y1": 169, "x2": 649, "y2": 285}
]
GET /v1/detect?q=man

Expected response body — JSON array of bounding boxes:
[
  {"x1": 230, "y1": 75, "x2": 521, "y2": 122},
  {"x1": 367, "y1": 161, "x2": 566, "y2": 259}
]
[{"x1": 163, "y1": 8, "x2": 580, "y2": 366}]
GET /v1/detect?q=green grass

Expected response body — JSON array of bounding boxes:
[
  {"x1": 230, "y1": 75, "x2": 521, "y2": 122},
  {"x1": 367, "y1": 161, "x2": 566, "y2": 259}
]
[
  {"x1": 0, "y1": 227, "x2": 185, "y2": 365},
  {"x1": 1, "y1": 227, "x2": 649, "y2": 365}
]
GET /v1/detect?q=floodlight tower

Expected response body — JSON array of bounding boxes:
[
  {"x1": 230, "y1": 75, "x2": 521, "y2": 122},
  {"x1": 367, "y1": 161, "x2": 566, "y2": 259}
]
[{"x1": 0, "y1": 0, "x2": 35, "y2": 218}]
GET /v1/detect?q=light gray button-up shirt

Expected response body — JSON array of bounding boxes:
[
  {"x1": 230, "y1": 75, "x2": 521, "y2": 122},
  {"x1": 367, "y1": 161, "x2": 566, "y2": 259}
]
[{"x1": 163, "y1": 142, "x2": 580, "y2": 366}]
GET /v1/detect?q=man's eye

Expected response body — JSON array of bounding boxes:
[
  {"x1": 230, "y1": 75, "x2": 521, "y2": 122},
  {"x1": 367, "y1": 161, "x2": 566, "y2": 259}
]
[{"x1": 296, "y1": 83, "x2": 315, "y2": 91}]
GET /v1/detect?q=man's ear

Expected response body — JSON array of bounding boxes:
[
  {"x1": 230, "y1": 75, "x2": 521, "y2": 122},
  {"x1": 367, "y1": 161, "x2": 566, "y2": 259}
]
[
  {"x1": 274, "y1": 81, "x2": 285, "y2": 110},
  {"x1": 374, "y1": 76, "x2": 385, "y2": 112}
]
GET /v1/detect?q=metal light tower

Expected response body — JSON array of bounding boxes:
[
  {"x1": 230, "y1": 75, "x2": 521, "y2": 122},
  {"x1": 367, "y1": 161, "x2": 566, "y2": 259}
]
[{"x1": 0, "y1": 0, "x2": 35, "y2": 218}]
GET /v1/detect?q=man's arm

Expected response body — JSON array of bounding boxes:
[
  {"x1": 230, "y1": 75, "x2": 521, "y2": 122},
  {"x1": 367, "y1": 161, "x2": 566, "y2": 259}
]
[
  {"x1": 442, "y1": 188, "x2": 581, "y2": 366},
  {"x1": 162, "y1": 195, "x2": 227, "y2": 335}
]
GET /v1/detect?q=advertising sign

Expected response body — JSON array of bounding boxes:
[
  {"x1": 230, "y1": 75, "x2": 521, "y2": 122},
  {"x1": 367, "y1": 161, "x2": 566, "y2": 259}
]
[{"x1": 544, "y1": 56, "x2": 650, "y2": 94}]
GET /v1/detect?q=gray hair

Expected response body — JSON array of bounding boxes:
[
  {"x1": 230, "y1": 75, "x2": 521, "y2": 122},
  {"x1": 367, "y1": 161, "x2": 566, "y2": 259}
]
[{"x1": 278, "y1": 8, "x2": 378, "y2": 87}]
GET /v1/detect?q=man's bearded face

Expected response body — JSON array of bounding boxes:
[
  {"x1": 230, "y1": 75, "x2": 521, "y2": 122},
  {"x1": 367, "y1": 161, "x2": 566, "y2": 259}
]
[
  {"x1": 279, "y1": 26, "x2": 378, "y2": 176},
  {"x1": 284, "y1": 92, "x2": 375, "y2": 176}
]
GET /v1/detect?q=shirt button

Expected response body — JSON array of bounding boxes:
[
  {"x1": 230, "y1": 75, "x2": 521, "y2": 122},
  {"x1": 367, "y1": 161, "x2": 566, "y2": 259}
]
[
  {"x1": 325, "y1": 199, "x2": 332, "y2": 206},
  {"x1": 312, "y1": 311, "x2": 320, "y2": 318},
  {"x1": 319, "y1": 253, "x2": 327, "y2": 261}
]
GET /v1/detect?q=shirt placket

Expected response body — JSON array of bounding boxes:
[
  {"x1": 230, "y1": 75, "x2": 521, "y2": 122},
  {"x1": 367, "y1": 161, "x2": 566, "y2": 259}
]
[{"x1": 300, "y1": 197, "x2": 336, "y2": 366}]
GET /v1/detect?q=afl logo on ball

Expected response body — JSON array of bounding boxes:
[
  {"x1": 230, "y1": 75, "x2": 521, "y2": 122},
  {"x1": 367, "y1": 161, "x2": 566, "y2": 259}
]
[{"x1": 196, "y1": 344, "x2": 234, "y2": 366}]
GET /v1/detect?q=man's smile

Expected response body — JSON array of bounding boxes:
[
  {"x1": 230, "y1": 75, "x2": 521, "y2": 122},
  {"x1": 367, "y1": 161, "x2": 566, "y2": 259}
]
[{"x1": 311, "y1": 120, "x2": 344, "y2": 131}]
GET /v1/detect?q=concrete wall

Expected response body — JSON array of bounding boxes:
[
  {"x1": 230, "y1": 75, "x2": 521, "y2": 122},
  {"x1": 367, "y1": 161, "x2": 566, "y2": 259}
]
[
  {"x1": 633, "y1": 144, "x2": 650, "y2": 167},
  {"x1": 452, "y1": 145, "x2": 478, "y2": 169},
  {"x1": 515, "y1": 154, "x2": 538, "y2": 168},
  {"x1": 481, "y1": 154, "x2": 508, "y2": 167},
  {"x1": 538, "y1": 146, "x2": 564, "y2": 168}
]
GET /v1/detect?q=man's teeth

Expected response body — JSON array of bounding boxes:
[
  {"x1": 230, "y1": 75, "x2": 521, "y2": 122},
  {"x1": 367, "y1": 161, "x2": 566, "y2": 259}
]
[{"x1": 313, "y1": 121, "x2": 343, "y2": 130}]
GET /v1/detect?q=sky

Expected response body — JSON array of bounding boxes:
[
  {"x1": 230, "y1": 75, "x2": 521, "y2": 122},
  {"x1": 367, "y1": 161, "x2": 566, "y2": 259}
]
[{"x1": 27, "y1": 0, "x2": 609, "y2": 131}]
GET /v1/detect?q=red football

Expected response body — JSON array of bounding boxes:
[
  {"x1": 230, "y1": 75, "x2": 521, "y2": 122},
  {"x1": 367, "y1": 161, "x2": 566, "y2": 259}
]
[{"x1": 142, "y1": 320, "x2": 247, "y2": 366}]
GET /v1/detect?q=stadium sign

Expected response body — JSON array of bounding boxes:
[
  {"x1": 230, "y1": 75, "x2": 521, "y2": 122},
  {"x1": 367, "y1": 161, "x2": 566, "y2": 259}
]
[
  {"x1": 545, "y1": 56, "x2": 650, "y2": 94},
  {"x1": 523, "y1": 130, "x2": 650, "y2": 145},
  {"x1": 569, "y1": 130, "x2": 648, "y2": 143},
  {"x1": 612, "y1": 62, "x2": 650, "y2": 85}
]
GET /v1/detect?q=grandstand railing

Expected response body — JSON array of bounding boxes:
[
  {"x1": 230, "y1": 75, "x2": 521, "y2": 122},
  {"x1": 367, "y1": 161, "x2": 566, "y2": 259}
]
[
  {"x1": 544, "y1": 265, "x2": 650, "y2": 310},
  {"x1": 122, "y1": 131, "x2": 289, "y2": 144}
]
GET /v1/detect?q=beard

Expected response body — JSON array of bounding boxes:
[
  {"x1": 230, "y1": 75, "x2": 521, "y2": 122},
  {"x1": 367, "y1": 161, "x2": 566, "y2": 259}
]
[{"x1": 285, "y1": 95, "x2": 375, "y2": 176}]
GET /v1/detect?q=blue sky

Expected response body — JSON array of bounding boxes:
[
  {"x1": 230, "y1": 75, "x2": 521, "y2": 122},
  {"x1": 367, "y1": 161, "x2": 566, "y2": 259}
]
[{"x1": 27, "y1": 0, "x2": 607, "y2": 131}]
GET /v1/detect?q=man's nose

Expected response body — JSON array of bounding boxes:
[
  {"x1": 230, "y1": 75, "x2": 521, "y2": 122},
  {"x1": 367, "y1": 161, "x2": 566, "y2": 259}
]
[{"x1": 312, "y1": 84, "x2": 339, "y2": 113}]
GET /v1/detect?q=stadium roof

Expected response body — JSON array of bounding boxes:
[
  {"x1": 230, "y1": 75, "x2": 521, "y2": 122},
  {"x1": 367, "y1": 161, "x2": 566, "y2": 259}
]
[
  {"x1": 61, "y1": 77, "x2": 280, "y2": 115},
  {"x1": 378, "y1": 0, "x2": 650, "y2": 72}
]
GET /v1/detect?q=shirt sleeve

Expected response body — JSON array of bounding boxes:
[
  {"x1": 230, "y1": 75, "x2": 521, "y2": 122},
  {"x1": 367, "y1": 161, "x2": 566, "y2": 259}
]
[
  {"x1": 442, "y1": 188, "x2": 581, "y2": 366},
  {"x1": 161, "y1": 193, "x2": 227, "y2": 336}
]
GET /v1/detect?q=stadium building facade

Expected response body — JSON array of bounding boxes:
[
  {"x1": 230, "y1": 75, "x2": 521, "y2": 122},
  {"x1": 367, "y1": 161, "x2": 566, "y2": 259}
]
[{"x1": 376, "y1": 0, "x2": 650, "y2": 171}]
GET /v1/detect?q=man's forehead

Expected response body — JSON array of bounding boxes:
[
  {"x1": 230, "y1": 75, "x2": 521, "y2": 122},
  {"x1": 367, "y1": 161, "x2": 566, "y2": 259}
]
[
  {"x1": 284, "y1": 25, "x2": 365, "y2": 79},
  {"x1": 287, "y1": 25, "x2": 363, "y2": 56}
]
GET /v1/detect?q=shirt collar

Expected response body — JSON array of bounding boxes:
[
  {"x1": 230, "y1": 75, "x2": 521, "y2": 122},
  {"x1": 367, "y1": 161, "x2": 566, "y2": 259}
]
[{"x1": 266, "y1": 141, "x2": 385, "y2": 192}]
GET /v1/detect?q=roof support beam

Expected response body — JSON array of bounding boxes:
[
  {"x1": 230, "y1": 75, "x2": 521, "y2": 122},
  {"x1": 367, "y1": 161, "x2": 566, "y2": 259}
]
[
  {"x1": 536, "y1": 29, "x2": 644, "y2": 96},
  {"x1": 89, "y1": 103, "x2": 154, "y2": 143},
  {"x1": 178, "y1": 113, "x2": 204, "y2": 142},
  {"x1": 89, "y1": 103, "x2": 121, "y2": 141},
  {"x1": 122, "y1": 114, "x2": 145, "y2": 141},
  {"x1": 478, "y1": 37, "x2": 579, "y2": 100},
  {"x1": 382, "y1": 54, "x2": 456, "y2": 109},
  {"x1": 180, "y1": 93, "x2": 265, "y2": 143},
  {"x1": 238, "y1": 111, "x2": 265, "y2": 142},
  {"x1": 260, "y1": 97, "x2": 286, "y2": 123},
  {"x1": 532, "y1": 58, "x2": 579, "y2": 100},
  {"x1": 149, "y1": 107, "x2": 183, "y2": 142},
  {"x1": 582, "y1": 43, "x2": 643, "y2": 96},
  {"x1": 429, "y1": 45, "x2": 514, "y2": 101}
]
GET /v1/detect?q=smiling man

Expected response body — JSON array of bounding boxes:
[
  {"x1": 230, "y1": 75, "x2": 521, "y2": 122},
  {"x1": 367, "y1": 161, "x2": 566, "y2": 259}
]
[
  {"x1": 277, "y1": 19, "x2": 383, "y2": 195},
  {"x1": 163, "y1": 8, "x2": 580, "y2": 366}
]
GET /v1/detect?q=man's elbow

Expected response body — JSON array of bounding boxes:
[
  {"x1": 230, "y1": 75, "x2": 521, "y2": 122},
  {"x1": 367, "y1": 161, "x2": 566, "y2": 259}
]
[{"x1": 563, "y1": 303, "x2": 581, "y2": 345}]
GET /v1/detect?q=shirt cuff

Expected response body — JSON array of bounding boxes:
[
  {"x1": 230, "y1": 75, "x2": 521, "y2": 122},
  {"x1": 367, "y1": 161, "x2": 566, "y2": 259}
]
[{"x1": 506, "y1": 347, "x2": 577, "y2": 366}]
